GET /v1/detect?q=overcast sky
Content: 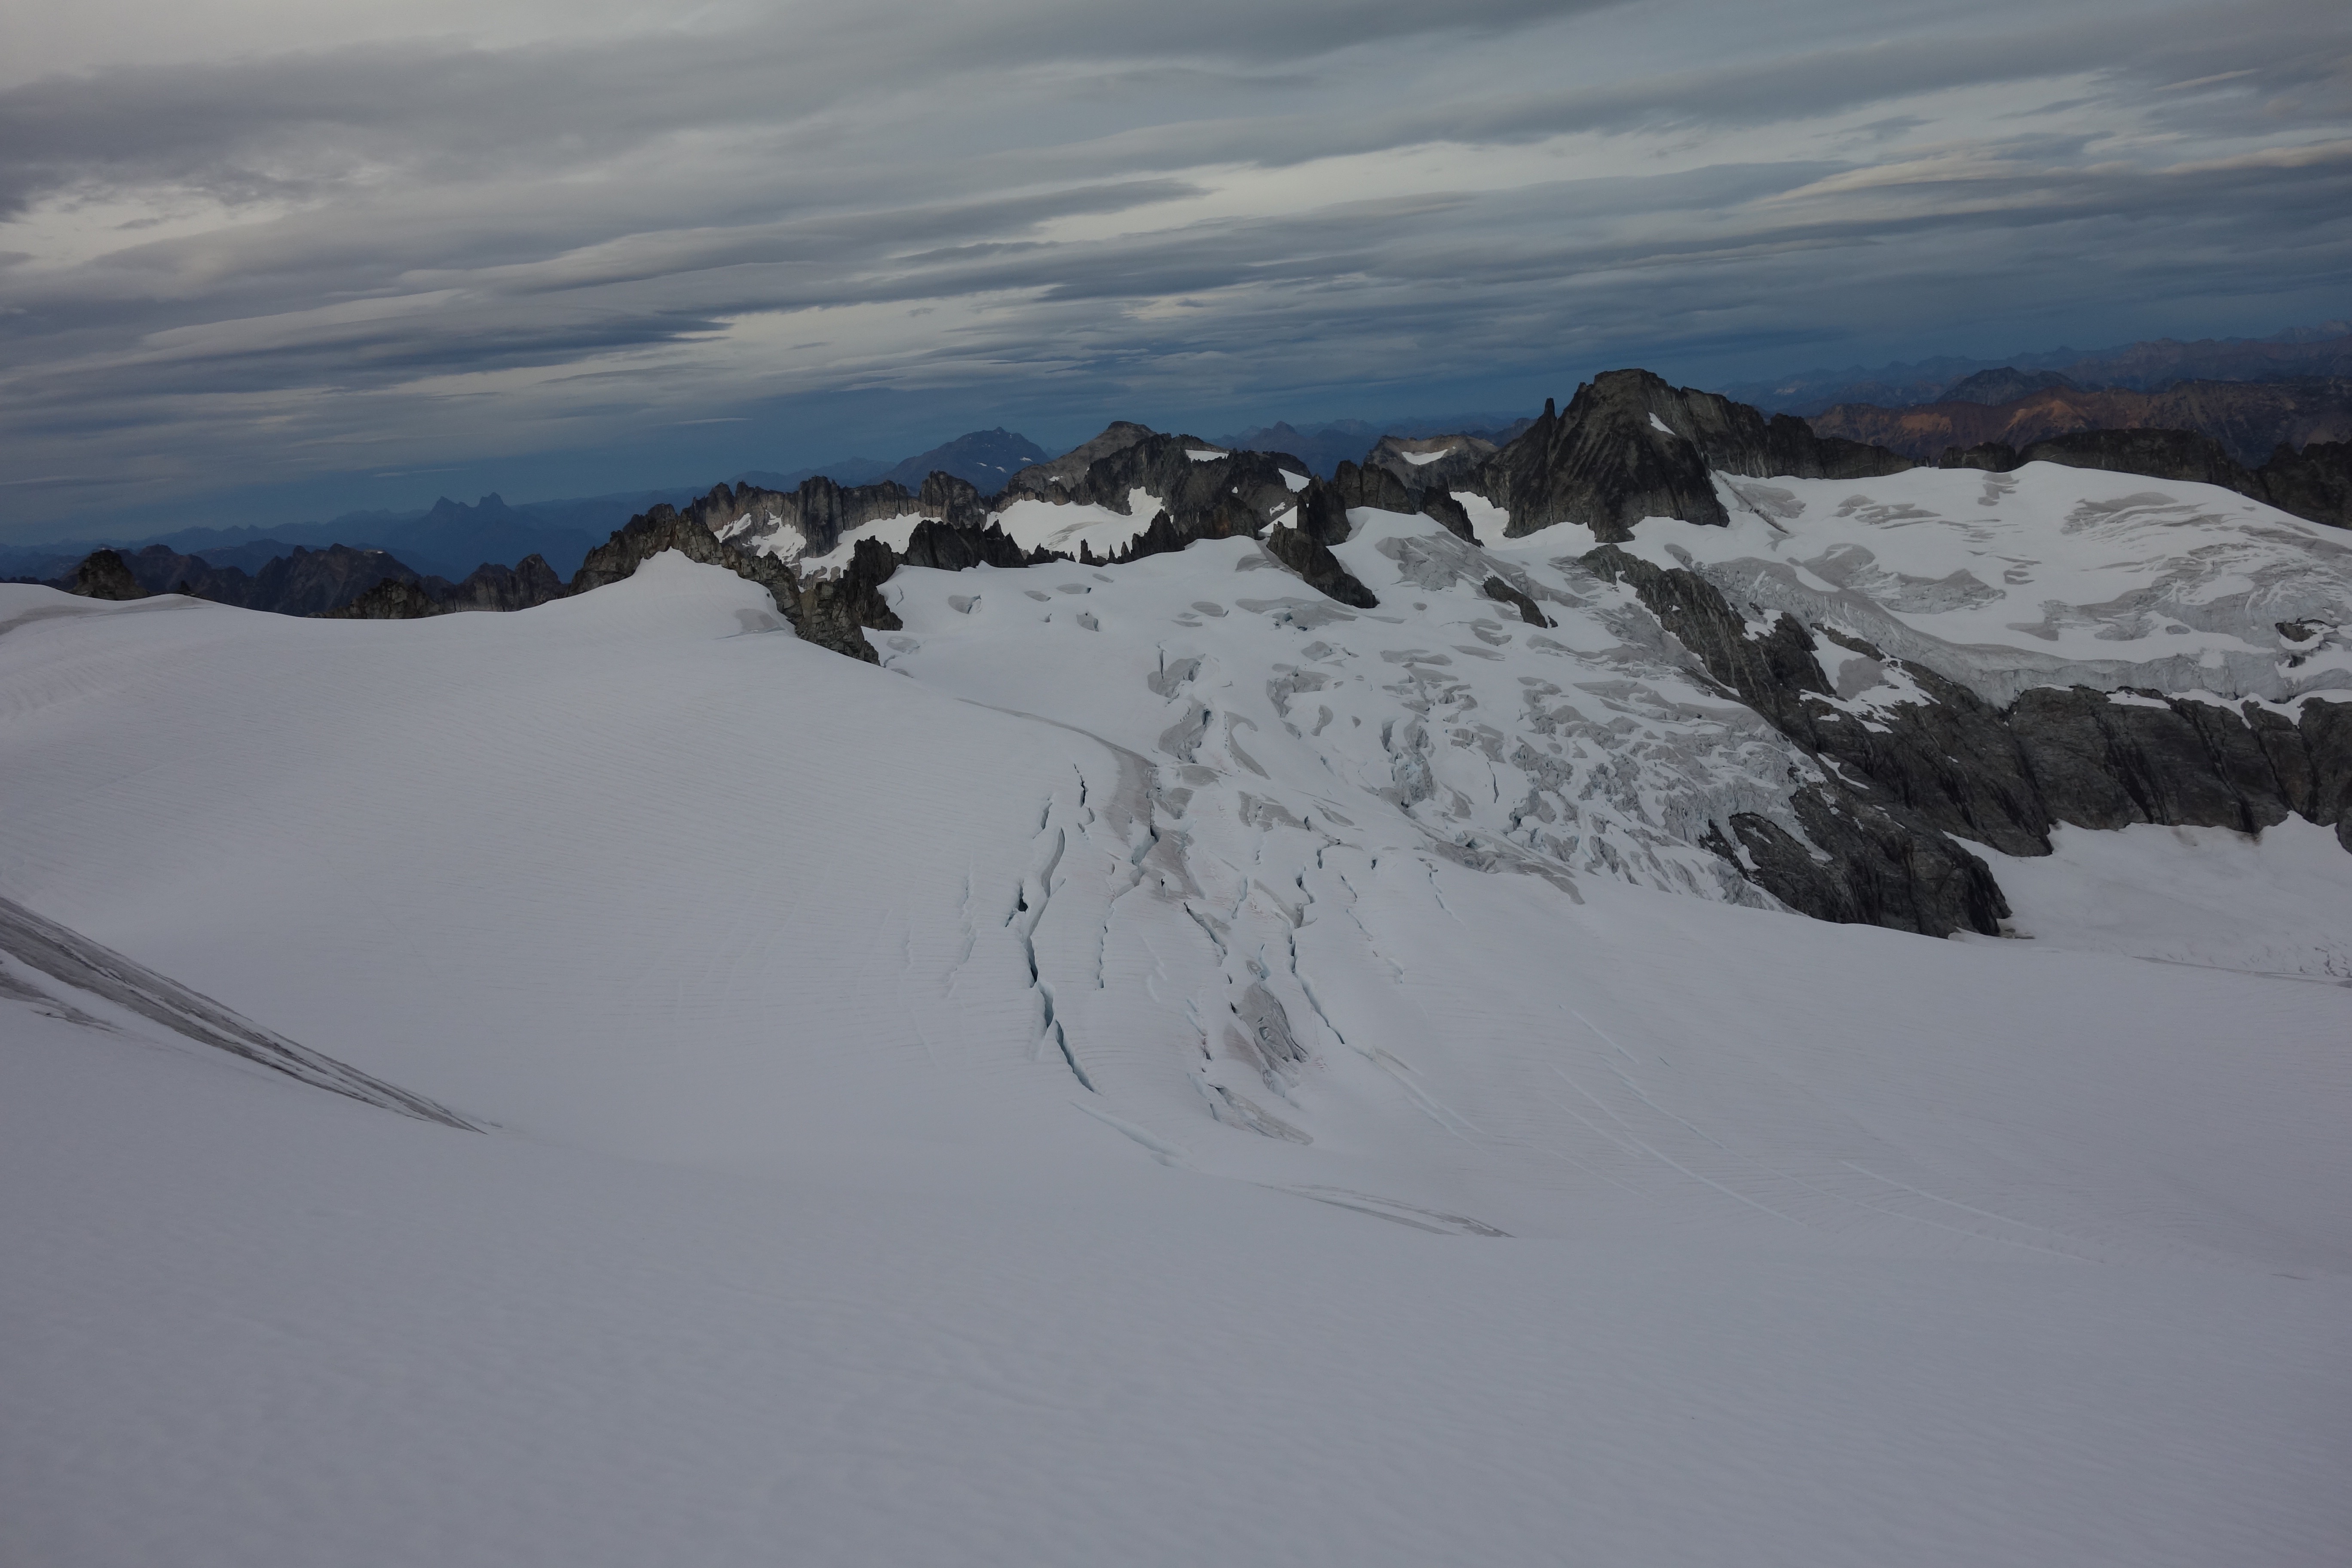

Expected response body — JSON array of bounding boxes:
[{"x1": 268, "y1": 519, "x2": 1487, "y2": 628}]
[{"x1": 3, "y1": 0, "x2": 2349, "y2": 537}]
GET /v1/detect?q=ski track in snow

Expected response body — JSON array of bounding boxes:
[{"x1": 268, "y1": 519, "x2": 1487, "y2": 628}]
[{"x1": 3, "y1": 491, "x2": 2351, "y2": 1568}]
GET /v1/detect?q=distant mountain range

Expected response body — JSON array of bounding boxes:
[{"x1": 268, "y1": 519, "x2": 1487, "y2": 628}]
[
  {"x1": 1215, "y1": 414, "x2": 1537, "y2": 477},
  {"x1": 1728, "y1": 321, "x2": 2352, "y2": 415},
  {"x1": 0, "y1": 488, "x2": 687, "y2": 585},
  {"x1": 1809, "y1": 377, "x2": 2352, "y2": 467},
  {"x1": 14, "y1": 328, "x2": 2349, "y2": 596},
  {"x1": 1, "y1": 416, "x2": 1534, "y2": 584},
  {"x1": 731, "y1": 432, "x2": 1051, "y2": 495}
]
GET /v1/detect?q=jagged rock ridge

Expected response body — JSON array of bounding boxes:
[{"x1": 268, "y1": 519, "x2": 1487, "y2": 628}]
[
  {"x1": 1935, "y1": 429, "x2": 2352, "y2": 529},
  {"x1": 46, "y1": 372, "x2": 2352, "y2": 943},
  {"x1": 1474, "y1": 370, "x2": 1912, "y2": 541}
]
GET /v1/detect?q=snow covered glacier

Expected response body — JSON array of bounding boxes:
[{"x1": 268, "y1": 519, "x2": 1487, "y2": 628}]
[{"x1": 3, "y1": 424, "x2": 2350, "y2": 1567}]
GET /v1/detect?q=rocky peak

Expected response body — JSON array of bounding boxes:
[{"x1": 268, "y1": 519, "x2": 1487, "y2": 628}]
[
  {"x1": 1363, "y1": 433, "x2": 1497, "y2": 494},
  {"x1": 67, "y1": 548, "x2": 145, "y2": 601},
  {"x1": 1000, "y1": 422, "x2": 1164, "y2": 496},
  {"x1": 876, "y1": 429, "x2": 1049, "y2": 491},
  {"x1": 1478, "y1": 369, "x2": 1910, "y2": 541}
]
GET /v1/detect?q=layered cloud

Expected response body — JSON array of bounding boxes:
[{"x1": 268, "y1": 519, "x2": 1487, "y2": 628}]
[{"x1": 2, "y1": 0, "x2": 2347, "y2": 530}]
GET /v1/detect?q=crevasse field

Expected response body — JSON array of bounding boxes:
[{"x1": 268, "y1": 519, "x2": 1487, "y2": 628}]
[{"x1": 4, "y1": 466, "x2": 2350, "y2": 1567}]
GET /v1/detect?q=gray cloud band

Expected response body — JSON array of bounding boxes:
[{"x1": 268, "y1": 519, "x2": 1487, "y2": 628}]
[{"x1": 0, "y1": 0, "x2": 2346, "y2": 530}]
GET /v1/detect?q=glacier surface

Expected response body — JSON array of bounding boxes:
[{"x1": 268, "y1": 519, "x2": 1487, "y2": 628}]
[{"x1": 3, "y1": 466, "x2": 2350, "y2": 1567}]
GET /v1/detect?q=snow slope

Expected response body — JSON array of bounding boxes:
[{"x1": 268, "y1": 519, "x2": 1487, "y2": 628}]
[
  {"x1": 3, "y1": 537, "x2": 2350, "y2": 1567},
  {"x1": 1567, "y1": 462, "x2": 2352, "y2": 704}
]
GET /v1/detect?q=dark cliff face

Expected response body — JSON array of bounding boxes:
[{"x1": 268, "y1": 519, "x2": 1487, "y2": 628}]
[
  {"x1": 1313, "y1": 461, "x2": 1478, "y2": 542},
  {"x1": 998, "y1": 425, "x2": 1307, "y2": 541},
  {"x1": 1935, "y1": 430, "x2": 2352, "y2": 528},
  {"x1": 1260, "y1": 525, "x2": 1378, "y2": 608},
  {"x1": 2260, "y1": 441, "x2": 2352, "y2": 529},
  {"x1": 1477, "y1": 370, "x2": 1911, "y2": 542},
  {"x1": 1950, "y1": 429, "x2": 2261, "y2": 494},
  {"x1": 996, "y1": 422, "x2": 1159, "y2": 495},
  {"x1": 1581, "y1": 544, "x2": 2352, "y2": 930},
  {"x1": 1581, "y1": 545, "x2": 2009, "y2": 936},
  {"x1": 327, "y1": 504, "x2": 881, "y2": 659},
  {"x1": 671, "y1": 476, "x2": 918, "y2": 560},
  {"x1": 2018, "y1": 429, "x2": 2258, "y2": 492},
  {"x1": 977, "y1": 423, "x2": 1380, "y2": 612},
  {"x1": 324, "y1": 556, "x2": 569, "y2": 620},
  {"x1": 67, "y1": 549, "x2": 147, "y2": 601},
  {"x1": 323, "y1": 579, "x2": 444, "y2": 620},
  {"x1": 567, "y1": 504, "x2": 883, "y2": 658},
  {"x1": 1363, "y1": 434, "x2": 1495, "y2": 494}
]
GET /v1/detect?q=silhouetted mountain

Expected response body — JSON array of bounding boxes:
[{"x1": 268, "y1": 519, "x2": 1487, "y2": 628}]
[
  {"x1": 88, "y1": 543, "x2": 429, "y2": 616},
  {"x1": 879, "y1": 429, "x2": 1049, "y2": 491},
  {"x1": 379, "y1": 493, "x2": 597, "y2": 581}
]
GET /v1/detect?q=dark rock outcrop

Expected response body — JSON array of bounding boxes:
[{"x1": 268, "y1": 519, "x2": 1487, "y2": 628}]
[
  {"x1": 67, "y1": 548, "x2": 146, "y2": 600},
  {"x1": 1291, "y1": 479, "x2": 1352, "y2": 547},
  {"x1": 1479, "y1": 371, "x2": 1909, "y2": 542},
  {"x1": 1329, "y1": 459, "x2": 1419, "y2": 516},
  {"x1": 999, "y1": 424, "x2": 1308, "y2": 552},
  {"x1": 325, "y1": 578, "x2": 445, "y2": 620},
  {"x1": 1581, "y1": 545, "x2": 2010, "y2": 934},
  {"x1": 1709, "y1": 788, "x2": 2011, "y2": 937},
  {"x1": 1937, "y1": 441, "x2": 2022, "y2": 473},
  {"x1": 2005, "y1": 687, "x2": 2352, "y2": 846},
  {"x1": 899, "y1": 519, "x2": 1052, "y2": 573},
  {"x1": 1322, "y1": 460, "x2": 1480, "y2": 542},
  {"x1": 1107, "y1": 500, "x2": 1263, "y2": 566},
  {"x1": 1935, "y1": 429, "x2": 2352, "y2": 528},
  {"x1": 439, "y1": 554, "x2": 568, "y2": 612},
  {"x1": 321, "y1": 555, "x2": 568, "y2": 620},
  {"x1": 797, "y1": 536, "x2": 903, "y2": 654},
  {"x1": 1480, "y1": 576, "x2": 1551, "y2": 628},
  {"x1": 1418, "y1": 490, "x2": 1479, "y2": 542},
  {"x1": 1363, "y1": 434, "x2": 1497, "y2": 493},
  {"x1": 2017, "y1": 429, "x2": 2259, "y2": 493},
  {"x1": 1262, "y1": 526, "x2": 1378, "y2": 609},
  {"x1": 917, "y1": 472, "x2": 989, "y2": 531},
  {"x1": 672, "y1": 476, "x2": 919, "y2": 561},
  {"x1": 567, "y1": 504, "x2": 875, "y2": 660},
  {"x1": 2253, "y1": 441, "x2": 2352, "y2": 529},
  {"x1": 796, "y1": 520, "x2": 1066, "y2": 649},
  {"x1": 1581, "y1": 542, "x2": 2352, "y2": 924},
  {"x1": 999, "y1": 421, "x2": 1161, "y2": 493}
]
